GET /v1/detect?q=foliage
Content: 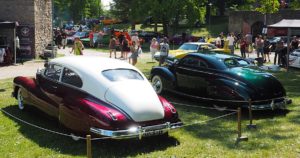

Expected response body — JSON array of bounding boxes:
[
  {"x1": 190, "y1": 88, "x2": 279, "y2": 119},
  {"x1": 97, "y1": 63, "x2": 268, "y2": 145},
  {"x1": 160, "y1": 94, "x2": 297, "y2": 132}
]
[
  {"x1": 290, "y1": 1, "x2": 300, "y2": 9},
  {"x1": 54, "y1": 0, "x2": 103, "y2": 23},
  {"x1": 255, "y1": 0, "x2": 280, "y2": 14}
]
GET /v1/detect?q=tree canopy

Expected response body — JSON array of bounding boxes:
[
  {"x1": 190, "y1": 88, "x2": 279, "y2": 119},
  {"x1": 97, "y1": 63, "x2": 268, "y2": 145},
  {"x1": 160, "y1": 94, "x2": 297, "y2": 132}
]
[{"x1": 54, "y1": 0, "x2": 103, "y2": 24}]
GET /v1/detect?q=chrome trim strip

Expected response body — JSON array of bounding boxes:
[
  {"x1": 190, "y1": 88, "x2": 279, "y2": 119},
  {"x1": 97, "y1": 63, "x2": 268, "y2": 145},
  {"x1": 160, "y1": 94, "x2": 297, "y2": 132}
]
[{"x1": 90, "y1": 122, "x2": 183, "y2": 139}]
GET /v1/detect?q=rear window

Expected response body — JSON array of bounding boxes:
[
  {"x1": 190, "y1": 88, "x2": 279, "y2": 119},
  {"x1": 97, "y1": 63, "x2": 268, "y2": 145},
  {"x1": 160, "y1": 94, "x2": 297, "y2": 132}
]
[
  {"x1": 102, "y1": 69, "x2": 144, "y2": 81},
  {"x1": 179, "y1": 44, "x2": 198, "y2": 51}
]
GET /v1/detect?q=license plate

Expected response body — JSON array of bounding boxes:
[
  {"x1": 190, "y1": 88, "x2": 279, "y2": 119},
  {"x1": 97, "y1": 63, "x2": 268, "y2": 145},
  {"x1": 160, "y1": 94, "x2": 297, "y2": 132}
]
[{"x1": 142, "y1": 130, "x2": 164, "y2": 137}]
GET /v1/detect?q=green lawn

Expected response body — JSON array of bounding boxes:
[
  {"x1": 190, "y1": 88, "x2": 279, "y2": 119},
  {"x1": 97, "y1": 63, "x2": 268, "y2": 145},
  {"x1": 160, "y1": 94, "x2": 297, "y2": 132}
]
[{"x1": 0, "y1": 60, "x2": 300, "y2": 157}]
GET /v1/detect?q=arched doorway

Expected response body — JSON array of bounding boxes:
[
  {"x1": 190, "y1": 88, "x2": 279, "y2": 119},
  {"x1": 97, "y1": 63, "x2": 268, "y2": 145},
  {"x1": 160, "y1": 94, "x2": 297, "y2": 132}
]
[{"x1": 251, "y1": 21, "x2": 264, "y2": 38}]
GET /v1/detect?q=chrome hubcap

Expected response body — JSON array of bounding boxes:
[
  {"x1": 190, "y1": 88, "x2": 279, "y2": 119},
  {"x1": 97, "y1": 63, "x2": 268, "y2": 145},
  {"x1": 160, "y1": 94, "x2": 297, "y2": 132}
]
[
  {"x1": 17, "y1": 89, "x2": 24, "y2": 110},
  {"x1": 152, "y1": 76, "x2": 162, "y2": 93}
]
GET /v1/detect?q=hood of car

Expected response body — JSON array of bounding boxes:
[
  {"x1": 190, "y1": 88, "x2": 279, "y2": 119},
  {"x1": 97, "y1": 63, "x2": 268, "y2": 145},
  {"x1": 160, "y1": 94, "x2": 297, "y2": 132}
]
[
  {"x1": 212, "y1": 48, "x2": 230, "y2": 53},
  {"x1": 228, "y1": 67, "x2": 285, "y2": 99},
  {"x1": 169, "y1": 49, "x2": 195, "y2": 59},
  {"x1": 104, "y1": 81, "x2": 165, "y2": 122}
]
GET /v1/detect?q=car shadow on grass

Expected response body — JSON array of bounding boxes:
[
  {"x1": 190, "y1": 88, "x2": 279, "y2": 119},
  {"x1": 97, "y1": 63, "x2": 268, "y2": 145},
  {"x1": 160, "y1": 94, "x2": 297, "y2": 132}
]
[
  {"x1": 161, "y1": 93, "x2": 293, "y2": 150},
  {"x1": 2, "y1": 105, "x2": 179, "y2": 157}
]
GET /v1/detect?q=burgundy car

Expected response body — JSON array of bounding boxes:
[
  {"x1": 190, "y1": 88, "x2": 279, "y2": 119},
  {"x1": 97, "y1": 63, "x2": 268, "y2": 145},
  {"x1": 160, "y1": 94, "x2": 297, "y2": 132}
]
[{"x1": 12, "y1": 56, "x2": 182, "y2": 139}]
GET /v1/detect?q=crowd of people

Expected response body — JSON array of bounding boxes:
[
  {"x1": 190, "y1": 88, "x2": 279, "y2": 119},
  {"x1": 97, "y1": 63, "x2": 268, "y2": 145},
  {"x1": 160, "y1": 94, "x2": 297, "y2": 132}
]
[
  {"x1": 107, "y1": 30, "x2": 169, "y2": 66},
  {"x1": 54, "y1": 24, "x2": 300, "y2": 68},
  {"x1": 215, "y1": 31, "x2": 299, "y2": 67}
]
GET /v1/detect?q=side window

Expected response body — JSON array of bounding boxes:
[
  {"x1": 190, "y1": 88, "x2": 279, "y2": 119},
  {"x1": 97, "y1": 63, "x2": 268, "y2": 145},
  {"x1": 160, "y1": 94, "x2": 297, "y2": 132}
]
[
  {"x1": 180, "y1": 57, "x2": 208, "y2": 69},
  {"x1": 44, "y1": 64, "x2": 62, "y2": 81},
  {"x1": 61, "y1": 68, "x2": 83, "y2": 88}
]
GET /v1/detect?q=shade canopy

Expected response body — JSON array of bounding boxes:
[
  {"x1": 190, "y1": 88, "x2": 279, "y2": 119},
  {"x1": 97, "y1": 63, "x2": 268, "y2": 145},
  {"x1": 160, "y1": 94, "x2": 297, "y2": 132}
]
[
  {"x1": 268, "y1": 19, "x2": 300, "y2": 28},
  {"x1": 0, "y1": 21, "x2": 18, "y2": 29}
]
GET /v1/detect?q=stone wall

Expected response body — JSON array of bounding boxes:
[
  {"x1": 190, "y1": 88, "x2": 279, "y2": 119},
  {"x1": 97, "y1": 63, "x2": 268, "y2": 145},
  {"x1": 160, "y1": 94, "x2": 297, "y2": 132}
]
[
  {"x1": 34, "y1": 0, "x2": 52, "y2": 57},
  {"x1": 229, "y1": 10, "x2": 300, "y2": 36},
  {"x1": 0, "y1": 0, "x2": 34, "y2": 25}
]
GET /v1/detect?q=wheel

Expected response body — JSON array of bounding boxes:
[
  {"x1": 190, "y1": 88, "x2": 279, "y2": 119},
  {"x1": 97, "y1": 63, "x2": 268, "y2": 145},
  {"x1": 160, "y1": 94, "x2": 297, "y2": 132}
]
[
  {"x1": 151, "y1": 75, "x2": 164, "y2": 94},
  {"x1": 17, "y1": 88, "x2": 25, "y2": 110}
]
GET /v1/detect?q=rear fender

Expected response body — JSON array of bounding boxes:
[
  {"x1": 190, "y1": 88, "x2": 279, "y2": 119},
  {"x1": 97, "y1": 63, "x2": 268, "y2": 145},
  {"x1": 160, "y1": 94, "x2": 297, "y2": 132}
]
[
  {"x1": 13, "y1": 76, "x2": 38, "y2": 98},
  {"x1": 209, "y1": 78, "x2": 251, "y2": 101},
  {"x1": 151, "y1": 67, "x2": 175, "y2": 82}
]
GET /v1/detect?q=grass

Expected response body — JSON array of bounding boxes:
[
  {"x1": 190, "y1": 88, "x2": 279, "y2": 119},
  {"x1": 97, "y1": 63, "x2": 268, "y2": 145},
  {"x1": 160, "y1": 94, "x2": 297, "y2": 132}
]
[{"x1": 0, "y1": 59, "x2": 300, "y2": 157}]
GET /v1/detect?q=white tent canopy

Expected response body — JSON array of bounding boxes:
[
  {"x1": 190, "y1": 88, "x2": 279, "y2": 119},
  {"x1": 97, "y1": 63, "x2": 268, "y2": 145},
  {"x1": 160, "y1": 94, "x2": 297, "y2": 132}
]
[{"x1": 268, "y1": 19, "x2": 300, "y2": 28}]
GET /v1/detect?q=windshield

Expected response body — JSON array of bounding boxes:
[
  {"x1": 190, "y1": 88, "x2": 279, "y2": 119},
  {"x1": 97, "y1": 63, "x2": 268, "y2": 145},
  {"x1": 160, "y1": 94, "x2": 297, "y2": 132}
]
[
  {"x1": 224, "y1": 58, "x2": 251, "y2": 68},
  {"x1": 102, "y1": 69, "x2": 144, "y2": 82},
  {"x1": 179, "y1": 44, "x2": 199, "y2": 51},
  {"x1": 75, "y1": 32, "x2": 86, "y2": 37}
]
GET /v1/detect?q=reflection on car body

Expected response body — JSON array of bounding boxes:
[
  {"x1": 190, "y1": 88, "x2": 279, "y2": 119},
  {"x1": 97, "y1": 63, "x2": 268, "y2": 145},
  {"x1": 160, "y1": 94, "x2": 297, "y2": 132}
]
[{"x1": 151, "y1": 53, "x2": 291, "y2": 110}]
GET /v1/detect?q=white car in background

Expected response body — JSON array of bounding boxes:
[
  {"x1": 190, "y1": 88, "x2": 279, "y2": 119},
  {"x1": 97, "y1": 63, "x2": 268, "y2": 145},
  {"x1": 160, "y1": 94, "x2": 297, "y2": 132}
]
[{"x1": 289, "y1": 49, "x2": 300, "y2": 68}]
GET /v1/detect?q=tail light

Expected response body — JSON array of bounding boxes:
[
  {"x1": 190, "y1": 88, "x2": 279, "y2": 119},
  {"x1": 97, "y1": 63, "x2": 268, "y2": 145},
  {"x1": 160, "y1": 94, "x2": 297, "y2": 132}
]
[
  {"x1": 158, "y1": 96, "x2": 177, "y2": 119},
  {"x1": 81, "y1": 99, "x2": 127, "y2": 124}
]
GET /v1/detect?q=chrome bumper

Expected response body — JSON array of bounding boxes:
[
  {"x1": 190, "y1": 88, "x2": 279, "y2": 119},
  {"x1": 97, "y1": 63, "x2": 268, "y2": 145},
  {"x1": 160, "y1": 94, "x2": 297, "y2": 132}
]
[
  {"x1": 90, "y1": 122, "x2": 183, "y2": 139},
  {"x1": 242, "y1": 98, "x2": 292, "y2": 110}
]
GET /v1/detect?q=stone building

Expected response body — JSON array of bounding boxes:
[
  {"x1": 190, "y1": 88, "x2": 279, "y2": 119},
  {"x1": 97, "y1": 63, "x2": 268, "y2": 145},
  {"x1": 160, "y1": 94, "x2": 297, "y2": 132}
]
[
  {"x1": 229, "y1": 10, "x2": 300, "y2": 37},
  {"x1": 0, "y1": 0, "x2": 52, "y2": 59}
]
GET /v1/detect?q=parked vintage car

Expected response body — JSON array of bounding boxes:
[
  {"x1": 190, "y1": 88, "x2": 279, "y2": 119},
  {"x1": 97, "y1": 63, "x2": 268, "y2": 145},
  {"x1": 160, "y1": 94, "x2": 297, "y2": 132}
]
[
  {"x1": 150, "y1": 53, "x2": 291, "y2": 110},
  {"x1": 154, "y1": 42, "x2": 230, "y2": 61},
  {"x1": 289, "y1": 49, "x2": 300, "y2": 68},
  {"x1": 12, "y1": 56, "x2": 182, "y2": 139},
  {"x1": 67, "y1": 31, "x2": 89, "y2": 44}
]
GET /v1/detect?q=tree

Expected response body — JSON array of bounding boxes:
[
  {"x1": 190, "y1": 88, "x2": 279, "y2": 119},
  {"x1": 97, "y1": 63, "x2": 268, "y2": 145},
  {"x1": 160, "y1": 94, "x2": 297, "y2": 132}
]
[
  {"x1": 255, "y1": 0, "x2": 280, "y2": 14},
  {"x1": 54, "y1": 0, "x2": 103, "y2": 24}
]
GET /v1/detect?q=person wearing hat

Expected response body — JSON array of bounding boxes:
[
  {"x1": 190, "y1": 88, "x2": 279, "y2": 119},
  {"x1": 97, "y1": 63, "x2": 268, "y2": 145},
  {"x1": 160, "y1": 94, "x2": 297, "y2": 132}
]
[
  {"x1": 70, "y1": 37, "x2": 84, "y2": 55},
  {"x1": 159, "y1": 37, "x2": 169, "y2": 66},
  {"x1": 150, "y1": 37, "x2": 159, "y2": 61}
]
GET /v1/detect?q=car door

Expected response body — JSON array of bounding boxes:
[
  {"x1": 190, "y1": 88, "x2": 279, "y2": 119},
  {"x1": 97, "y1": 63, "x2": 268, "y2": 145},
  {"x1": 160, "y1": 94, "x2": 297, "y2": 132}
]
[
  {"x1": 58, "y1": 67, "x2": 90, "y2": 132},
  {"x1": 175, "y1": 56, "x2": 210, "y2": 96},
  {"x1": 37, "y1": 63, "x2": 63, "y2": 117}
]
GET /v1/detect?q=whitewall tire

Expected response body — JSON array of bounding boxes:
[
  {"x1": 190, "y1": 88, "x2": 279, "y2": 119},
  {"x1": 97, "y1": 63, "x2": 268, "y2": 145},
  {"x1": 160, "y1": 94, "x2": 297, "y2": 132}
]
[
  {"x1": 17, "y1": 88, "x2": 25, "y2": 110},
  {"x1": 152, "y1": 75, "x2": 164, "y2": 94}
]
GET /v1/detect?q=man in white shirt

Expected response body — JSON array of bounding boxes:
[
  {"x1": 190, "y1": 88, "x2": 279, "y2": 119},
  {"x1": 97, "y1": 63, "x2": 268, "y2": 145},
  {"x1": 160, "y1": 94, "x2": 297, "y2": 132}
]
[
  {"x1": 159, "y1": 37, "x2": 169, "y2": 66},
  {"x1": 227, "y1": 33, "x2": 235, "y2": 54}
]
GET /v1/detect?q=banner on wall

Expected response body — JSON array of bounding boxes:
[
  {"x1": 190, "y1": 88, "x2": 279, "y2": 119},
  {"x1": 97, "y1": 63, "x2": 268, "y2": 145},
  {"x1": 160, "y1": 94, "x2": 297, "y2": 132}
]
[{"x1": 17, "y1": 25, "x2": 35, "y2": 58}]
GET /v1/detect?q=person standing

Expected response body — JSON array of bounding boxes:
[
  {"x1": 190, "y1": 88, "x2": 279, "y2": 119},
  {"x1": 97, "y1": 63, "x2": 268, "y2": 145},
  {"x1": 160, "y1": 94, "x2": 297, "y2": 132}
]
[
  {"x1": 56, "y1": 31, "x2": 62, "y2": 49},
  {"x1": 61, "y1": 30, "x2": 67, "y2": 49},
  {"x1": 121, "y1": 36, "x2": 130, "y2": 60},
  {"x1": 274, "y1": 39, "x2": 284, "y2": 65},
  {"x1": 240, "y1": 37, "x2": 247, "y2": 58},
  {"x1": 291, "y1": 36, "x2": 299, "y2": 51},
  {"x1": 263, "y1": 36, "x2": 271, "y2": 62},
  {"x1": 130, "y1": 41, "x2": 139, "y2": 66},
  {"x1": 70, "y1": 37, "x2": 84, "y2": 55},
  {"x1": 118, "y1": 32, "x2": 124, "y2": 58},
  {"x1": 131, "y1": 32, "x2": 140, "y2": 48},
  {"x1": 245, "y1": 32, "x2": 253, "y2": 54},
  {"x1": 215, "y1": 35, "x2": 222, "y2": 48},
  {"x1": 159, "y1": 37, "x2": 169, "y2": 66},
  {"x1": 109, "y1": 35, "x2": 117, "y2": 58},
  {"x1": 150, "y1": 38, "x2": 159, "y2": 61},
  {"x1": 227, "y1": 33, "x2": 235, "y2": 54},
  {"x1": 256, "y1": 35, "x2": 264, "y2": 59},
  {"x1": 89, "y1": 30, "x2": 94, "y2": 47}
]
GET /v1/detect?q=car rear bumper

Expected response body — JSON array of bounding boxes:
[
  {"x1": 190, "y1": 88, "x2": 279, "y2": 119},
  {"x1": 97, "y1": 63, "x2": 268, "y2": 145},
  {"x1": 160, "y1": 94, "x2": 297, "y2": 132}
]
[
  {"x1": 242, "y1": 98, "x2": 292, "y2": 110},
  {"x1": 90, "y1": 122, "x2": 183, "y2": 139}
]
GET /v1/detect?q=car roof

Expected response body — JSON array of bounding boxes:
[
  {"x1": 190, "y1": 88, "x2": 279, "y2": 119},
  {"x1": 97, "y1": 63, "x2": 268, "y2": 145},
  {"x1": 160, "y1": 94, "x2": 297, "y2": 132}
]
[
  {"x1": 50, "y1": 56, "x2": 137, "y2": 73},
  {"x1": 187, "y1": 52, "x2": 239, "y2": 60},
  {"x1": 182, "y1": 42, "x2": 211, "y2": 45}
]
